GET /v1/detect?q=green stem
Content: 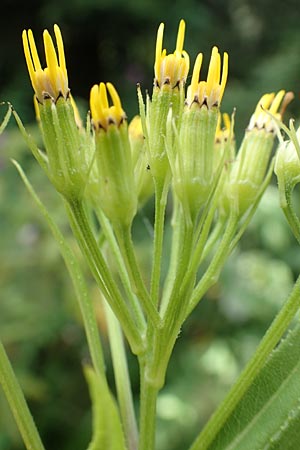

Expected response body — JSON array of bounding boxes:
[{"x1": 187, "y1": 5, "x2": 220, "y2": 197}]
[
  {"x1": 138, "y1": 361, "x2": 159, "y2": 450},
  {"x1": 142, "y1": 214, "x2": 195, "y2": 391},
  {"x1": 199, "y1": 217, "x2": 226, "y2": 264},
  {"x1": 189, "y1": 273, "x2": 300, "y2": 450},
  {"x1": 14, "y1": 161, "x2": 105, "y2": 376},
  {"x1": 163, "y1": 214, "x2": 194, "y2": 332},
  {"x1": 282, "y1": 186, "x2": 300, "y2": 244},
  {"x1": 96, "y1": 209, "x2": 146, "y2": 334},
  {"x1": 161, "y1": 197, "x2": 181, "y2": 311},
  {"x1": 162, "y1": 197, "x2": 222, "y2": 338},
  {"x1": 66, "y1": 199, "x2": 143, "y2": 355},
  {"x1": 150, "y1": 178, "x2": 169, "y2": 307},
  {"x1": 0, "y1": 340, "x2": 45, "y2": 450},
  {"x1": 186, "y1": 213, "x2": 238, "y2": 319},
  {"x1": 105, "y1": 303, "x2": 139, "y2": 450},
  {"x1": 148, "y1": 203, "x2": 224, "y2": 390},
  {"x1": 115, "y1": 224, "x2": 161, "y2": 329}
]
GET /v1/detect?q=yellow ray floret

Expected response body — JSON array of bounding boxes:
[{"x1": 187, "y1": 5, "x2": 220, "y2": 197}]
[
  {"x1": 248, "y1": 90, "x2": 286, "y2": 132},
  {"x1": 215, "y1": 113, "x2": 231, "y2": 143},
  {"x1": 187, "y1": 47, "x2": 228, "y2": 109},
  {"x1": 154, "y1": 19, "x2": 190, "y2": 89},
  {"x1": 90, "y1": 82, "x2": 126, "y2": 130},
  {"x1": 22, "y1": 24, "x2": 69, "y2": 103}
]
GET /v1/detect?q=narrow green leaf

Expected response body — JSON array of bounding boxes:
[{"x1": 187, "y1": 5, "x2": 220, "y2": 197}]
[
  {"x1": 10, "y1": 105, "x2": 48, "y2": 172},
  {"x1": 208, "y1": 324, "x2": 300, "y2": 450},
  {"x1": 0, "y1": 341, "x2": 45, "y2": 450},
  {"x1": 0, "y1": 103, "x2": 11, "y2": 134},
  {"x1": 12, "y1": 160, "x2": 105, "y2": 377},
  {"x1": 84, "y1": 365, "x2": 127, "y2": 450}
]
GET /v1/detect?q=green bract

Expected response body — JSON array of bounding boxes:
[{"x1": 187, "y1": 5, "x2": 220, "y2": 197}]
[
  {"x1": 38, "y1": 97, "x2": 90, "y2": 200},
  {"x1": 93, "y1": 121, "x2": 137, "y2": 228}
]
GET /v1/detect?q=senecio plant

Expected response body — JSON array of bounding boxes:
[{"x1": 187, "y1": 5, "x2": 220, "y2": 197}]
[{"x1": 2, "y1": 19, "x2": 300, "y2": 450}]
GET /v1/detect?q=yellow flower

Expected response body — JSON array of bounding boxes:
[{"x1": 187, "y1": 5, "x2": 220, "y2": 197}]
[
  {"x1": 247, "y1": 90, "x2": 286, "y2": 132},
  {"x1": 90, "y1": 82, "x2": 126, "y2": 131},
  {"x1": 154, "y1": 19, "x2": 190, "y2": 89},
  {"x1": 215, "y1": 112, "x2": 231, "y2": 143},
  {"x1": 186, "y1": 47, "x2": 228, "y2": 109},
  {"x1": 22, "y1": 25, "x2": 69, "y2": 103}
]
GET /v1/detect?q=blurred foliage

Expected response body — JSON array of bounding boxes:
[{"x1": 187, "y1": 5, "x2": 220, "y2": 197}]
[{"x1": 1, "y1": 0, "x2": 300, "y2": 449}]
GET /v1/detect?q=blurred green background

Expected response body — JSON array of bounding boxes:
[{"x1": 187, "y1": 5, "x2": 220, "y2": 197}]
[{"x1": 1, "y1": 0, "x2": 300, "y2": 449}]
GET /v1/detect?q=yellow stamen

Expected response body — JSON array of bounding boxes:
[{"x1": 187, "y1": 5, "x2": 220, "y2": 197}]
[
  {"x1": 22, "y1": 24, "x2": 69, "y2": 103},
  {"x1": 187, "y1": 47, "x2": 228, "y2": 109},
  {"x1": 154, "y1": 19, "x2": 189, "y2": 89},
  {"x1": 90, "y1": 82, "x2": 126, "y2": 131}
]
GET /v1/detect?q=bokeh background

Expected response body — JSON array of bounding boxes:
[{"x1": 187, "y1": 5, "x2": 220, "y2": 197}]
[{"x1": 1, "y1": 0, "x2": 300, "y2": 449}]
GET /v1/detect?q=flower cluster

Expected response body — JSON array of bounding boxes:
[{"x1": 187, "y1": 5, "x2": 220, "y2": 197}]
[{"x1": 21, "y1": 20, "x2": 291, "y2": 225}]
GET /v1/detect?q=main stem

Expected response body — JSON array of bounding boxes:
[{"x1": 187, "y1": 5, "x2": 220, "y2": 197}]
[
  {"x1": 139, "y1": 360, "x2": 159, "y2": 450},
  {"x1": 0, "y1": 340, "x2": 45, "y2": 450},
  {"x1": 136, "y1": 177, "x2": 170, "y2": 450},
  {"x1": 189, "y1": 273, "x2": 300, "y2": 450}
]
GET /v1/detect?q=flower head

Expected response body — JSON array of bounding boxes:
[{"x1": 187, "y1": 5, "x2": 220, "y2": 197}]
[
  {"x1": 186, "y1": 47, "x2": 228, "y2": 109},
  {"x1": 22, "y1": 25, "x2": 69, "y2": 103},
  {"x1": 247, "y1": 90, "x2": 287, "y2": 132},
  {"x1": 90, "y1": 82, "x2": 126, "y2": 131},
  {"x1": 154, "y1": 19, "x2": 190, "y2": 89}
]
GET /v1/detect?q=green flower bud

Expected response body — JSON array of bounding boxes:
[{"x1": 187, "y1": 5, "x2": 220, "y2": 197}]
[
  {"x1": 214, "y1": 112, "x2": 235, "y2": 170},
  {"x1": 166, "y1": 46, "x2": 228, "y2": 221},
  {"x1": 90, "y1": 82, "x2": 137, "y2": 227},
  {"x1": 37, "y1": 96, "x2": 89, "y2": 200},
  {"x1": 140, "y1": 20, "x2": 189, "y2": 183},
  {"x1": 128, "y1": 116, "x2": 154, "y2": 207},
  {"x1": 275, "y1": 127, "x2": 300, "y2": 188},
  {"x1": 223, "y1": 91, "x2": 286, "y2": 216},
  {"x1": 23, "y1": 25, "x2": 91, "y2": 200}
]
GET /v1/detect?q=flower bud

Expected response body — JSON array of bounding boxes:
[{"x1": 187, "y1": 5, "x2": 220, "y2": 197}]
[
  {"x1": 223, "y1": 91, "x2": 286, "y2": 216},
  {"x1": 128, "y1": 116, "x2": 154, "y2": 207},
  {"x1": 275, "y1": 125, "x2": 300, "y2": 188},
  {"x1": 141, "y1": 20, "x2": 189, "y2": 183},
  {"x1": 214, "y1": 112, "x2": 235, "y2": 169},
  {"x1": 166, "y1": 47, "x2": 228, "y2": 220},
  {"x1": 23, "y1": 25, "x2": 90, "y2": 200},
  {"x1": 90, "y1": 82, "x2": 137, "y2": 227}
]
